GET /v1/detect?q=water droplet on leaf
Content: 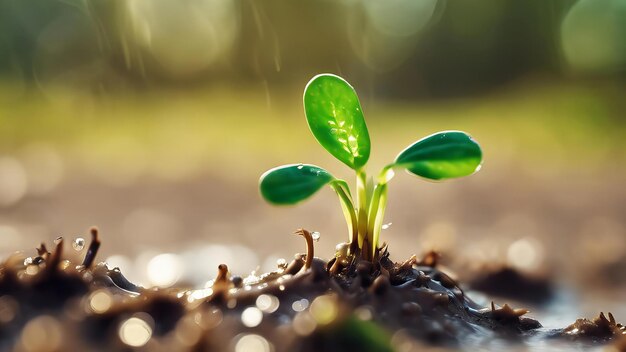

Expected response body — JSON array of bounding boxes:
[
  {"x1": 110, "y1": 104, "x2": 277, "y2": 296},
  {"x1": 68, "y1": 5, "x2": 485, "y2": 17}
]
[{"x1": 311, "y1": 231, "x2": 321, "y2": 242}]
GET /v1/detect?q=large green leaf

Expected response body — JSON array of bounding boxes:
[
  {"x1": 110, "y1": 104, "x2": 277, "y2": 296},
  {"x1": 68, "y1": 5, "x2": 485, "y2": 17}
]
[
  {"x1": 259, "y1": 164, "x2": 334, "y2": 205},
  {"x1": 394, "y1": 131, "x2": 482, "y2": 180},
  {"x1": 303, "y1": 74, "x2": 370, "y2": 170}
]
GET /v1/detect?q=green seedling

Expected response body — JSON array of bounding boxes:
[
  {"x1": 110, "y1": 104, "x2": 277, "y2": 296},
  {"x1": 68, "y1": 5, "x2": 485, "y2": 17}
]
[{"x1": 259, "y1": 74, "x2": 482, "y2": 261}]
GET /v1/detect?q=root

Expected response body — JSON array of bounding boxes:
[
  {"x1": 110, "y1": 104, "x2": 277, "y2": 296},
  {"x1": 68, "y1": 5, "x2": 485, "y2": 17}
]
[{"x1": 294, "y1": 229, "x2": 314, "y2": 271}]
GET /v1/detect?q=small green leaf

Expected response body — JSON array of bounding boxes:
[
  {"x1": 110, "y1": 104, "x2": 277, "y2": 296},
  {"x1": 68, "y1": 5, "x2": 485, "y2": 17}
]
[
  {"x1": 304, "y1": 74, "x2": 370, "y2": 170},
  {"x1": 259, "y1": 164, "x2": 334, "y2": 205},
  {"x1": 394, "y1": 131, "x2": 482, "y2": 180}
]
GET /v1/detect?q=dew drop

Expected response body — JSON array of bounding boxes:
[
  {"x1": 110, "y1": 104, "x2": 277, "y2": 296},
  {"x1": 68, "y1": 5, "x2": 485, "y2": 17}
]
[
  {"x1": 311, "y1": 232, "x2": 321, "y2": 242},
  {"x1": 382, "y1": 223, "x2": 392, "y2": 230},
  {"x1": 297, "y1": 164, "x2": 304, "y2": 170},
  {"x1": 330, "y1": 128, "x2": 338, "y2": 135},
  {"x1": 276, "y1": 258, "x2": 287, "y2": 269},
  {"x1": 53, "y1": 236, "x2": 63, "y2": 245},
  {"x1": 72, "y1": 237, "x2": 85, "y2": 251}
]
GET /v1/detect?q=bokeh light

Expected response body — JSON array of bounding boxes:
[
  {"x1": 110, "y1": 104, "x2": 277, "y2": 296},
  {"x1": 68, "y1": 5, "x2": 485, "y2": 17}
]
[
  {"x1": 241, "y1": 306, "x2": 263, "y2": 328},
  {"x1": 235, "y1": 334, "x2": 272, "y2": 352},
  {"x1": 347, "y1": 0, "x2": 439, "y2": 71},
  {"x1": 147, "y1": 253, "x2": 183, "y2": 287},
  {"x1": 561, "y1": 0, "x2": 626, "y2": 73},
  {"x1": 0, "y1": 157, "x2": 27, "y2": 207},
  {"x1": 119, "y1": 316, "x2": 153, "y2": 347},
  {"x1": 506, "y1": 237, "x2": 544, "y2": 272},
  {"x1": 89, "y1": 290, "x2": 113, "y2": 314},
  {"x1": 256, "y1": 294, "x2": 280, "y2": 313},
  {"x1": 126, "y1": 0, "x2": 239, "y2": 76},
  {"x1": 20, "y1": 316, "x2": 63, "y2": 352}
]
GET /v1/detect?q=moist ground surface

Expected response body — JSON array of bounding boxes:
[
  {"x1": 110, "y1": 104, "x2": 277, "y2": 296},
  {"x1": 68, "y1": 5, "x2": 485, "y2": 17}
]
[{"x1": 0, "y1": 231, "x2": 624, "y2": 352}]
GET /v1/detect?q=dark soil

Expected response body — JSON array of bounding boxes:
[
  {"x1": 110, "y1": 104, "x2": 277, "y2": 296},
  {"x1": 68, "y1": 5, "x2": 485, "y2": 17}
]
[
  {"x1": 469, "y1": 266, "x2": 554, "y2": 304},
  {"x1": 0, "y1": 228, "x2": 624, "y2": 351}
]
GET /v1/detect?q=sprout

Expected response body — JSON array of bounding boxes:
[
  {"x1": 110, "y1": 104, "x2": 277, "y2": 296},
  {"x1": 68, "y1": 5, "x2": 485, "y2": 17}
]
[{"x1": 259, "y1": 74, "x2": 482, "y2": 261}]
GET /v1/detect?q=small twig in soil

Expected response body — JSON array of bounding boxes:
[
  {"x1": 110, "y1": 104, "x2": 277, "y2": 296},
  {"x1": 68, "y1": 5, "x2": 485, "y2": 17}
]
[
  {"x1": 36, "y1": 243, "x2": 50, "y2": 257},
  {"x1": 46, "y1": 238, "x2": 63, "y2": 273},
  {"x1": 209, "y1": 264, "x2": 231, "y2": 302},
  {"x1": 82, "y1": 227, "x2": 101, "y2": 269}
]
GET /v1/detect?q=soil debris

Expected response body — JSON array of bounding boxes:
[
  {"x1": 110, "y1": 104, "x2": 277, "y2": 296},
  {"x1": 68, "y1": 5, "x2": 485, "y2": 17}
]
[
  {"x1": 560, "y1": 312, "x2": 626, "y2": 341},
  {"x1": 0, "y1": 228, "x2": 621, "y2": 351}
]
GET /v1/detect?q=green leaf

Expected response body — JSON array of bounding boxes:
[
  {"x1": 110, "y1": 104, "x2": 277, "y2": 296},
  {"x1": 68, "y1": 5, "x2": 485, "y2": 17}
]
[
  {"x1": 304, "y1": 74, "x2": 370, "y2": 170},
  {"x1": 259, "y1": 164, "x2": 334, "y2": 205},
  {"x1": 394, "y1": 131, "x2": 482, "y2": 180}
]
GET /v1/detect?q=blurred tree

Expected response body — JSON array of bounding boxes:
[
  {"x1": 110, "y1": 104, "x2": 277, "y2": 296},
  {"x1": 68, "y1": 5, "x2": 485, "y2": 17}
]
[
  {"x1": 1, "y1": 0, "x2": 623, "y2": 100},
  {"x1": 376, "y1": 0, "x2": 578, "y2": 99}
]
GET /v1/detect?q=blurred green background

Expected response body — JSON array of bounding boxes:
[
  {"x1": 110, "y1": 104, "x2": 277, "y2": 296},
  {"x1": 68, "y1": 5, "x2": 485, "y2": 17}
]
[{"x1": 0, "y1": 0, "x2": 625, "y2": 318}]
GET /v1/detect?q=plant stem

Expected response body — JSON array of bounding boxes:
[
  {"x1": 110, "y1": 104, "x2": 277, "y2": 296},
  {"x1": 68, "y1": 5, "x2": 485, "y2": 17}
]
[
  {"x1": 356, "y1": 169, "x2": 369, "y2": 252},
  {"x1": 367, "y1": 183, "x2": 388, "y2": 259},
  {"x1": 333, "y1": 179, "x2": 352, "y2": 198},
  {"x1": 294, "y1": 229, "x2": 314, "y2": 270},
  {"x1": 367, "y1": 165, "x2": 395, "y2": 259},
  {"x1": 330, "y1": 181, "x2": 358, "y2": 249},
  {"x1": 378, "y1": 164, "x2": 396, "y2": 184}
]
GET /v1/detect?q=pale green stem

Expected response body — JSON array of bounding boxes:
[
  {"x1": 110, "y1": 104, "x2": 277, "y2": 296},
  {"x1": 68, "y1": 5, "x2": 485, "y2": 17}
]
[
  {"x1": 329, "y1": 181, "x2": 358, "y2": 246},
  {"x1": 333, "y1": 179, "x2": 352, "y2": 198},
  {"x1": 356, "y1": 169, "x2": 369, "y2": 248},
  {"x1": 378, "y1": 164, "x2": 396, "y2": 184},
  {"x1": 367, "y1": 183, "x2": 388, "y2": 259},
  {"x1": 366, "y1": 165, "x2": 396, "y2": 258}
]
